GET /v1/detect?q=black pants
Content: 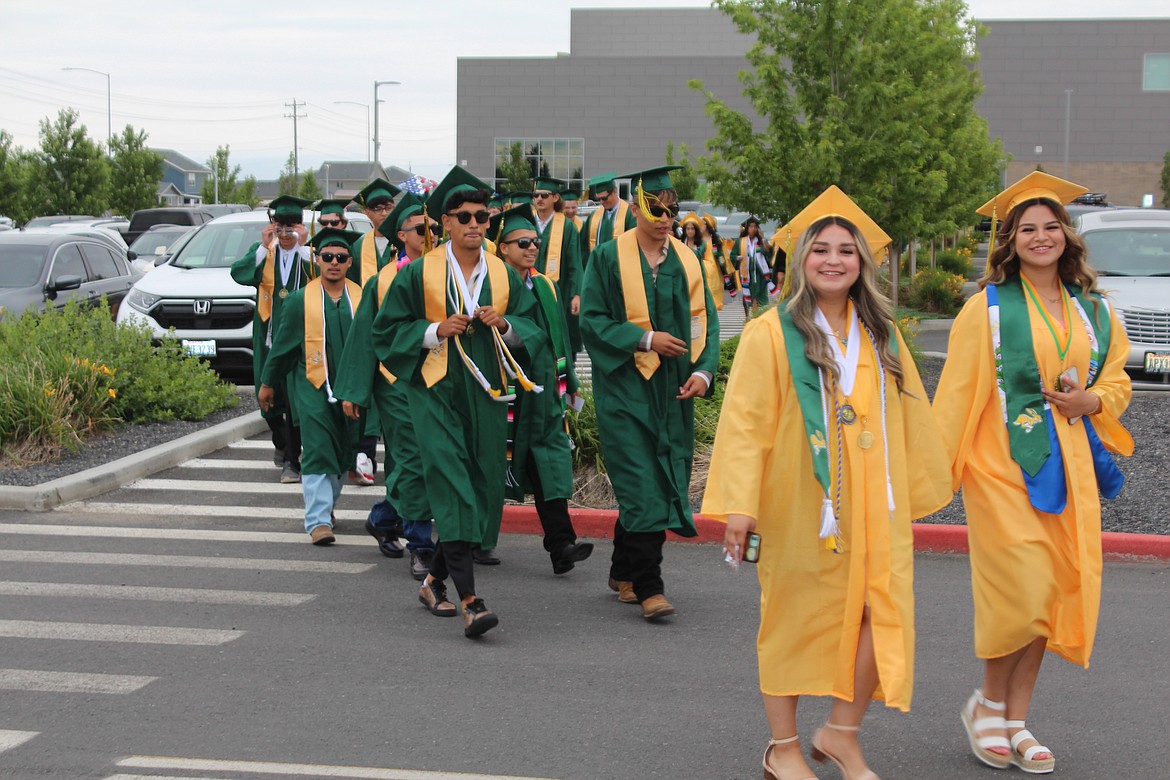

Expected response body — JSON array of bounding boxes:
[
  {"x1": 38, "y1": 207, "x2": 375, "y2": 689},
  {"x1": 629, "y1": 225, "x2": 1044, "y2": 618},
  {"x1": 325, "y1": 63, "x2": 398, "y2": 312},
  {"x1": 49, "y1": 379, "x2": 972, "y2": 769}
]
[
  {"x1": 266, "y1": 414, "x2": 301, "y2": 469},
  {"x1": 610, "y1": 519, "x2": 666, "y2": 602},
  {"x1": 429, "y1": 539, "x2": 475, "y2": 602},
  {"x1": 357, "y1": 434, "x2": 378, "y2": 467},
  {"x1": 527, "y1": 459, "x2": 576, "y2": 557}
]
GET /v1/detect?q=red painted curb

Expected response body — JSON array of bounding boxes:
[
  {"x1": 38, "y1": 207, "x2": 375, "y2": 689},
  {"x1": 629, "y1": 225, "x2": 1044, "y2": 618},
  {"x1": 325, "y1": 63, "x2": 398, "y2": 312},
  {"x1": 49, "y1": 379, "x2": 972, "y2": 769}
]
[{"x1": 501, "y1": 506, "x2": 1170, "y2": 561}]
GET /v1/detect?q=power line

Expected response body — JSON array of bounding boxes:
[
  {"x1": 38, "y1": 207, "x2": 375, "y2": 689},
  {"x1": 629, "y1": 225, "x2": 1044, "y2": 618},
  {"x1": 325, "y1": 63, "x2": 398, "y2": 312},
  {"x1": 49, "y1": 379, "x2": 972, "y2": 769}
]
[{"x1": 284, "y1": 99, "x2": 307, "y2": 177}]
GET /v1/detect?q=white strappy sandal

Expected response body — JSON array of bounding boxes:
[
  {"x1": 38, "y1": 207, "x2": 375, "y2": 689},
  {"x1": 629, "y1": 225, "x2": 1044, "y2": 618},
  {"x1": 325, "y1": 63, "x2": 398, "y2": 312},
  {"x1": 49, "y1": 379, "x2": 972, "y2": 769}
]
[
  {"x1": 762, "y1": 735, "x2": 816, "y2": 780},
  {"x1": 1007, "y1": 720, "x2": 1056, "y2": 774},
  {"x1": 961, "y1": 689, "x2": 1012, "y2": 769}
]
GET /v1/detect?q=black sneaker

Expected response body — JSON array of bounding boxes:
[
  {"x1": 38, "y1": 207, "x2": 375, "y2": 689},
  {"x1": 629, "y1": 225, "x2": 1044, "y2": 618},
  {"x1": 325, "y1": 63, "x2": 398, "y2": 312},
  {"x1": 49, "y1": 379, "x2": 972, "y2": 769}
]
[
  {"x1": 463, "y1": 598, "x2": 498, "y2": 638},
  {"x1": 410, "y1": 550, "x2": 433, "y2": 581}
]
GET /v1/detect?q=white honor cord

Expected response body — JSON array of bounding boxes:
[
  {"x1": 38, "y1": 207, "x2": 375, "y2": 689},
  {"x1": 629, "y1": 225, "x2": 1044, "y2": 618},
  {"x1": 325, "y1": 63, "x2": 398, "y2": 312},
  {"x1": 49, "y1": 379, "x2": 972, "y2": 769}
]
[
  {"x1": 859, "y1": 321, "x2": 897, "y2": 517},
  {"x1": 321, "y1": 285, "x2": 356, "y2": 405},
  {"x1": 445, "y1": 242, "x2": 487, "y2": 318}
]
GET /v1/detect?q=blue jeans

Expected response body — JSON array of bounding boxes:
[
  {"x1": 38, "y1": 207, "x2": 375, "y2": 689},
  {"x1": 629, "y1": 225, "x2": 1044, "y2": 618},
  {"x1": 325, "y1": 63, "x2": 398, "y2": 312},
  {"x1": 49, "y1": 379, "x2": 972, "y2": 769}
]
[
  {"x1": 303, "y1": 474, "x2": 342, "y2": 533},
  {"x1": 367, "y1": 500, "x2": 434, "y2": 553}
]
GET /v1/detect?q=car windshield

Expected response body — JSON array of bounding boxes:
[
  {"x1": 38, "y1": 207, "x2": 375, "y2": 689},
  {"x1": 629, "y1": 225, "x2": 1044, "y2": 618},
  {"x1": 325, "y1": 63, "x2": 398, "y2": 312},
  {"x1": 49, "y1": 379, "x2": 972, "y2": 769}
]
[
  {"x1": 1083, "y1": 228, "x2": 1170, "y2": 277},
  {"x1": 129, "y1": 229, "x2": 189, "y2": 257},
  {"x1": 0, "y1": 245, "x2": 48, "y2": 287},
  {"x1": 171, "y1": 221, "x2": 266, "y2": 269}
]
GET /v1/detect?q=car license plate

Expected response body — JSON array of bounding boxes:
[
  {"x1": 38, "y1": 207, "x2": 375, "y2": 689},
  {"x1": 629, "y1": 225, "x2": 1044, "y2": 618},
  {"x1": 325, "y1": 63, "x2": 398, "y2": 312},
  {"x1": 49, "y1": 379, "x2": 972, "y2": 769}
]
[
  {"x1": 182, "y1": 339, "x2": 217, "y2": 358},
  {"x1": 1144, "y1": 351, "x2": 1170, "y2": 374}
]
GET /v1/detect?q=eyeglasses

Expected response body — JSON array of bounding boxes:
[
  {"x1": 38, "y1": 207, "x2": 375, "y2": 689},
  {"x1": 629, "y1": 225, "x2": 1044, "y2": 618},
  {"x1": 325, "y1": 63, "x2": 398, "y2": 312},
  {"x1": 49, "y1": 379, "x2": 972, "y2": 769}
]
[
  {"x1": 447, "y1": 210, "x2": 491, "y2": 225},
  {"x1": 319, "y1": 219, "x2": 343, "y2": 227},
  {"x1": 647, "y1": 202, "x2": 680, "y2": 220},
  {"x1": 532, "y1": 191, "x2": 553, "y2": 200},
  {"x1": 368, "y1": 203, "x2": 394, "y2": 213},
  {"x1": 274, "y1": 226, "x2": 298, "y2": 235},
  {"x1": 318, "y1": 252, "x2": 351, "y2": 263},
  {"x1": 501, "y1": 237, "x2": 542, "y2": 249},
  {"x1": 410, "y1": 223, "x2": 441, "y2": 237}
]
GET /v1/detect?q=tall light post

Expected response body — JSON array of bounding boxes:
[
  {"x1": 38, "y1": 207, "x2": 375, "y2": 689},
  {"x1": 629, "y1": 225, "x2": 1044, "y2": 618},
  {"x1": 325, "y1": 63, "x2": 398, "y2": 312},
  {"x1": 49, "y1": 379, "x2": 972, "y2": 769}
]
[
  {"x1": 1063, "y1": 88, "x2": 1073, "y2": 180},
  {"x1": 62, "y1": 66, "x2": 111, "y2": 156},
  {"x1": 324, "y1": 163, "x2": 330, "y2": 198},
  {"x1": 372, "y1": 80, "x2": 401, "y2": 165},
  {"x1": 333, "y1": 100, "x2": 373, "y2": 162}
]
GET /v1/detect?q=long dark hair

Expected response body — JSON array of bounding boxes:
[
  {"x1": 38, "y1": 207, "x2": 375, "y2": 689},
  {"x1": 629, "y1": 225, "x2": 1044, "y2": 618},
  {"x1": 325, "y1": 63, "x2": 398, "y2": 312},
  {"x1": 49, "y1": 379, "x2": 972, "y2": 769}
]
[{"x1": 981, "y1": 197, "x2": 1098, "y2": 296}]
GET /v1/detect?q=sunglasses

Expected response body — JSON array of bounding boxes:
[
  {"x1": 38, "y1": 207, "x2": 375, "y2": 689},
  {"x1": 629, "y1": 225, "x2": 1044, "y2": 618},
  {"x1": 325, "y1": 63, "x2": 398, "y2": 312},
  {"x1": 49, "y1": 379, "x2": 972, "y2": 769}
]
[
  {"x1": 447, "y1": 210, "x2": 491, "y2": 225},
  {"x1": 274, "y1": 226, "x2": 299, "y2": 235},
  {"x1": 647, "y1": 202, "x2": 680, "y2": 220},
  {"x1": 501, "y1": 237, "x2": 542, "y2": 249},
  {"x1": 532, "y1": 191, "x2": 553, "y2": 200},
  {"x1": 410, "y1": 223, "x2": 441, "y2": 237},
  {"x1": 318, "y1": 252, "x2": 351, "y2": 263},
  {"x1": 319, "y1": 218, "x2": 343, "y2": 227}
]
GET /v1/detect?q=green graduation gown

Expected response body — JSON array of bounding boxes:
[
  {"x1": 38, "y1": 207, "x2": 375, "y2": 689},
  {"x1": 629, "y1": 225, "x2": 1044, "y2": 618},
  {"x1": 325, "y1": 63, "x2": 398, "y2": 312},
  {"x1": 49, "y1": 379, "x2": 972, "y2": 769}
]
[
  {"x1": 371, "y1": 249, "x2": 546, "y2": 547},
  {"x1": 506, "y1": 271, "x2": 579, "y2": 503},
  {"x1": 346, "y1": 231, "x2": 396, "y2": 285},
  {"x1": 730, "y1": 236, "x2": 773, "y2": 305},
  {"x1": 580, "y1": 238, "x2": 720, "y2": 536},
  {"x1": 260, "y1": 285, "x2": 360, "y2": 475},
  {"x1": 536, "y1": 212, "x2": 584, "y2": 354},
  {"x1": 334, "y1": 266, "x2": 431, "y2": 521}
]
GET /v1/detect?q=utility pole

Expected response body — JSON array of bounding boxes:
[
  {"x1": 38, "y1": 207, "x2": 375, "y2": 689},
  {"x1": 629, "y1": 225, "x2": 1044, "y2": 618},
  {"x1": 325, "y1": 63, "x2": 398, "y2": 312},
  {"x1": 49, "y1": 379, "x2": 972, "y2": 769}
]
[
  {"x1": 284, "y1": 99, "x2": 307, "y2": 177},
  {"x1": 1063, "y1": 89, "x2": 1073, "y2": 180},
  {"x1": 373, "y1": 80, "x2": 401, "y2": 164}
]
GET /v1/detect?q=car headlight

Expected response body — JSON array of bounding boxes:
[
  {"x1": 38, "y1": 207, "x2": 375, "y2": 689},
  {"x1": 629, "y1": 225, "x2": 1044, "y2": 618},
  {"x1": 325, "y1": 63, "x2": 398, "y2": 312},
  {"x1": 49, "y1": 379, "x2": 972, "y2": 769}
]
[{"x1": 126, "y1": 288, "x2": 161, "y2": 313}]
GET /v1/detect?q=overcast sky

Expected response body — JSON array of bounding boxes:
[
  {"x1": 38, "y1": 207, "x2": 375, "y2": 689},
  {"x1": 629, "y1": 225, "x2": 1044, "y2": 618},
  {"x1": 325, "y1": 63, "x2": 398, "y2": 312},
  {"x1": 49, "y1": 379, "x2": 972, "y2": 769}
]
[{"x1": 2, "y1": 0, "x2": 1165, "y2": 183}]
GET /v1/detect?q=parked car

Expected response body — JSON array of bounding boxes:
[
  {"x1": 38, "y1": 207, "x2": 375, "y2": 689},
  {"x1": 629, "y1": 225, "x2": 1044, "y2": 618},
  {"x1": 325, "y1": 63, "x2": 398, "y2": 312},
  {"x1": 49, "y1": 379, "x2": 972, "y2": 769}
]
[
  {"x1": 126, "y1": 225, "x2": 197, "y2": 271},
  {"x1": 124, "y1": 207, "x2": 214, "y2": 245},
  {"x1": 1077, "y1": 208, "x2": 1170, "y2": 389},
  {"x1": 23, "y1": 214, "x2": 97, "y2": 228},
  {"x1": 0, "y1": 232, "x2": 143, "y2": 320},
  {"x1": 199, "y1": 204, "x2": 252, "y2": 218},
  {"x1": 115, "y1": 209, "x2": 374, "y2": 382}
]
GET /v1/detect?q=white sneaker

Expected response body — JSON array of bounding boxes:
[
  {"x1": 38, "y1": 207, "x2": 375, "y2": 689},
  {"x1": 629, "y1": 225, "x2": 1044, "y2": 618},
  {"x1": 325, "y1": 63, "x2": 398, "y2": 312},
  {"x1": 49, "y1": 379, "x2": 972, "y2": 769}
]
[{"x1": 352, "y1": 453, "x2": 375, "y2": 486}]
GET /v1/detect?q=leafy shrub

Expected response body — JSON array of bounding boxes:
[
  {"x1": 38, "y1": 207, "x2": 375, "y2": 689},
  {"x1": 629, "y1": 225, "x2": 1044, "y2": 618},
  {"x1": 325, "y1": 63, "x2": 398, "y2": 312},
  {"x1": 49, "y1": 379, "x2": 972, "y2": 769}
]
[
  {"x1": 906, "y1": 268, "x2": 965, "y2": 315},
  {"x1": 897, "y1": 315, "x2": 925, "y2": 367},
  {"x1": 936, "y1": 247, "x2": 974, "y2": 278}
]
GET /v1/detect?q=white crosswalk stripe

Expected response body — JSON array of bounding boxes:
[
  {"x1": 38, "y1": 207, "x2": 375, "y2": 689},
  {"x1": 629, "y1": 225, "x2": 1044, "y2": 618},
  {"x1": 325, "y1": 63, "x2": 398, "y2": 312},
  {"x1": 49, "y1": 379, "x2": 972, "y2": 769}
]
[
  {"x1": 0, "y1": 668, "x2": 156, "y2": 694},
  {"x1": 0, "y1": 580, "x2": 313, "y2": 606},
  {"x1": 3, "y1": 520, "x2": 368, "y2": 545},
  {"x1": 0, "y1": 619, "x2": 241, "y2": 645},
  {"x1": 59, "y1": 501, "x2": 373, "y2": 522},
  {"x1": 114, "y1": 755, "x2": 562, "y2": 779},
  {"x1": 0, "y1": 730, "x2": 38, "y2": 754},
  {"x1": 124, "y1": 478, "x2": 375, "y2": 495},
  {"x1": 0, "y1": 549, "x2": 373, "y2": 573}
]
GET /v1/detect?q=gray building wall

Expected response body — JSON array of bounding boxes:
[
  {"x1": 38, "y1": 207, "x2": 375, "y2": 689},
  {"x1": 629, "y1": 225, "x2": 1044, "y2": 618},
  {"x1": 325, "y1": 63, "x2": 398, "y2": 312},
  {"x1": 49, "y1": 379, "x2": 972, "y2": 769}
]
[{"x1": 457, "y1": 9, "x2": 1170, "y2": 205}]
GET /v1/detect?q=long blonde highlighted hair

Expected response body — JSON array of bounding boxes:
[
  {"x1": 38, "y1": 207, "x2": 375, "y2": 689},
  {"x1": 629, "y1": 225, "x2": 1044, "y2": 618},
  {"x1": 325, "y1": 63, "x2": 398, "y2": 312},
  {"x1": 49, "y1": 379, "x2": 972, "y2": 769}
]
[{"x1": 784, "y1": 216, "x2": 905, "y2": 392}]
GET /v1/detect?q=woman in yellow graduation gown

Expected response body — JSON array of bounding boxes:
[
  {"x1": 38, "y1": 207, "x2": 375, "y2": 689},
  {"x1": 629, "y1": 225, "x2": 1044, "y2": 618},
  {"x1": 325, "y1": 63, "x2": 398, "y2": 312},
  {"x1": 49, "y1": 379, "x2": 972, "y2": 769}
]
[
  {"x1": 703, "y1": 187, "x2": 951, "y2": 780},
  {"x1": 933, "y1": 172, "x2": 1133, "y2": 774}
]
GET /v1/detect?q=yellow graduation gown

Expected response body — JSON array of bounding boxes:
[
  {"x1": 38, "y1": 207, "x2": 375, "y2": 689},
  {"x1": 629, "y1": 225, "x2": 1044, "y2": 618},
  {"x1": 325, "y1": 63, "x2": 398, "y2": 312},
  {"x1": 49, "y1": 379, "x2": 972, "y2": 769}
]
[
  {"x1": 702, "y1": 314, "x2": 951, "y2": 711},
  {"x1": 932, "y1": 289, "x2": 1133, "y2": 666}
]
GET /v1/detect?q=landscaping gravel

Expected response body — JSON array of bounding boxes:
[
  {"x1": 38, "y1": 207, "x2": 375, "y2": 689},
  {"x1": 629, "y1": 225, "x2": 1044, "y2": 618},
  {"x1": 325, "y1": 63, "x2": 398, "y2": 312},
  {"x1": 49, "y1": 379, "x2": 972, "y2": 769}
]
[{"x1": 0, "y1": 391, "x2": 258, "y2": 488}]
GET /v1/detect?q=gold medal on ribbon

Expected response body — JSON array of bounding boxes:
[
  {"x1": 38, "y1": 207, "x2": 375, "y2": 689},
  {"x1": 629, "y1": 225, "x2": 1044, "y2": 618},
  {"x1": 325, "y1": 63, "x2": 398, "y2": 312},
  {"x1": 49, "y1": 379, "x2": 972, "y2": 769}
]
[
  {"x1": 278, "y1": 288, "x2": 289, "y2": 299},
  {"x1": 465, "y1": 321, "x2": 476, "y2": 336},
  {"x1": 839, "y1": 403, "x2": 857, "y2": 425},
  {"x1": 858, "y1": 431, "x2": 875, "y2": 449}
]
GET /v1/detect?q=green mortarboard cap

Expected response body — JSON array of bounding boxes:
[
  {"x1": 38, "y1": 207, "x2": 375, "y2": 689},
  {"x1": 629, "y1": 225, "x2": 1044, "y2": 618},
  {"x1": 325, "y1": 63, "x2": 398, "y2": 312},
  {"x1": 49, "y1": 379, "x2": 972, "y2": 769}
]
[
  {"x1": 503, "y1": 190, "x2": 533, "y2": 206},
  {"x1": 561, "y1": 190, "x2": 580, "y2": 202},
  {"x1": 378, "y1": 192, "x2": 427, "y2": 241},
  {"x1": 532, "y1": 176, "x2": 565, "y2": 194},
  {"x1": 356, "y1": 178, "x2": 401, "y2": 207},
  {"x1": 489, "y1": 194, "x2": 503, "y2": 208},
  {"x1": 488, "y1": 205, "x2": 538, "y2": 247},
  {"x1": 269, "y1": 195, "x2": 313, "y2": 220},
  {"x1": 314, "y1": 198, "x2": 351, "y2": 217},
  {"x1": 624, "y1": 165, "x2": 683, "y2": 193},
  {"x1": 425, "y1": 165, "x2": 491, "y2": 218},
  {"x1": 308, "y1": 227, "x2": 364, "y2": 251},
  {"x1": 588, "y1": 172, "x2": 618, "y2": 196}
]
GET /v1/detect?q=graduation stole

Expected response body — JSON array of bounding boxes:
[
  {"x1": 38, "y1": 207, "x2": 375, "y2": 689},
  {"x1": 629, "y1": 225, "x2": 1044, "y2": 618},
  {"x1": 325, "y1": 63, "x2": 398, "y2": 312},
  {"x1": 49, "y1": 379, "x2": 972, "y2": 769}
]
[
  {"x1": 987, "y1": 277, "x2": 1125, "y2": 512},
  {"x1": 374, "y1": 264, "x2": 399, "y2": 384},
  {"x1": 257, "y1": 238, "x2": 280, "y2": 322},
  {"x1": 589, "y1": 201, "x2": 630, "y2": 251},
  {"x1": 532, "y1": 272, "x2": 569, "y2": 401},
  {"x1": 615, "y1": 232, "x2": 708, "y2": 380},
  {"x1": 539, "y1": 212, "x2": 566, "y2": 283},
  {"x1": 570, "y1": 215, "x2": 583, "y2": 231},
  {"x1": 359, "y1": 229, "x2": 383, "y2": 286},
  {"x1": 304, "y1": 277, "x2": 362, "y2": 399}
]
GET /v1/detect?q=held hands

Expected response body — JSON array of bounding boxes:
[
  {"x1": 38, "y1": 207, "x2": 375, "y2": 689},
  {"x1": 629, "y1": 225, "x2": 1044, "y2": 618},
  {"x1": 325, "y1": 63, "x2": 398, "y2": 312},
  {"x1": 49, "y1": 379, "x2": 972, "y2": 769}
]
[
  {"x1": 474, "y1": 306, "x2": 508, "y2": 332},
  {"x1": 257, "y1": 384, "x2": 275, "y2": 413},
  {"x1": 342, "y1": 400, "x2": 362, "y2": 421},
  {"x1": 676, "y1": 374, "x2": 708, "y2": 400},
  {"x1": 437, "y1": 314, "x2": 472, "y2": 339},
  {"x1": 650, "y1": 331, "x2": 687, "y2": 357},
  {"x1": 1041, "y1": 378, "x2": 1102, "y2": 419},
  {"x1": 724, "y1": 514, "x2": 756, "y2": 565}
]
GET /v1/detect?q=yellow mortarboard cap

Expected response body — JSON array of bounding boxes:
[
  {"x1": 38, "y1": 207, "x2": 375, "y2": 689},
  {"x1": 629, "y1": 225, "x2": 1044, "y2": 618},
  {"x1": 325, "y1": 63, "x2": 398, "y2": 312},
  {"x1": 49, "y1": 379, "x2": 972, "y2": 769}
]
[
  {"x1": 976, "y1": 171, "x2": 1089, "y2": 219},
  {"x1": 779, "y1": 185, "x2": 891, "y2": 259},
  {"x1": 678, "y1": 211, "x2": 703, "y2": 228}
]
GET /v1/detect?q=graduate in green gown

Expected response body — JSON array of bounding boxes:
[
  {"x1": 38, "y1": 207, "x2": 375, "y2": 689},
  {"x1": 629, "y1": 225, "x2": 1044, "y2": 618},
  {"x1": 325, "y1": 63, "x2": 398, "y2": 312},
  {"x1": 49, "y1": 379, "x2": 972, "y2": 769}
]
[
  {"x1": 531, "y1": 175, "x2": 584, "y2": 357},
  {"x1": 315, "y1": 198, "x2": 351, "y2": 230},
  {"x1": 335, "y1": 192, "x2": 438, "y2": 577},
  {"x1": 490, "y1": 206, "x2": 594, "y2": 575},
  {"x1": 371, "y1": 166, "x2": 545, "y2": 638},
  {"x1": 348, "y1": 178, "x2": 401, "y2": 285},
  {"x1": 580, "y1": 165, "x2": 720, "y2": 621},
  {"x1": 581, "y1": 171, "x2": 637, "y2": 261},
  {"x1": 561, "y1": 189, "x2": 584, "y2": 232},
  {"x1": 258, "y1": 228, "x2": 364, "y2": 545},
  {"x1": 230, "y1": 194, "x2": 313, "y2": 482}
]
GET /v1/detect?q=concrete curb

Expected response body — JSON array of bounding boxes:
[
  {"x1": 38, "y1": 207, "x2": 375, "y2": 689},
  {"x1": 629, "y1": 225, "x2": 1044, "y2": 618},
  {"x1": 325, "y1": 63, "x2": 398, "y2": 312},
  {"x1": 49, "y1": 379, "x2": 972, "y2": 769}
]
[
  {"x1": 501, "y1": 506, "x2": 1170, "y2": 562},
  {"x1": 0, "y1": 412, "x2": 269, "y2": 512}
]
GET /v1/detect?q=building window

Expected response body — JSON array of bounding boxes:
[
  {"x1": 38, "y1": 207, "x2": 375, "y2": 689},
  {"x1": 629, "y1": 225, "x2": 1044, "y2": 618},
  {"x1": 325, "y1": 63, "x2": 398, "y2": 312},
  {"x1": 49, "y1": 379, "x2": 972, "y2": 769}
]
[
  {"x1": 187, "y1": 172, "x2": 196, "y2": 188},
  {"x1": 493, "y1": 137, "x2": 585, "y2": 194},
  {"x1": 1144, "y1": 53, "x2": 1170, "y2": 91}
]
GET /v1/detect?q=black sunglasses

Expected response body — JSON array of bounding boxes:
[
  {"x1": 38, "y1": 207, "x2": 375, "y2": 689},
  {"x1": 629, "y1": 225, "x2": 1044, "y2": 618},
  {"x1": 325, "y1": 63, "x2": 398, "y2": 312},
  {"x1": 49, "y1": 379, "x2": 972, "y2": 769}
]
[
  {"x1": 647, "y1": 203, "x2": 680, "y2": 220},
  {"x1": 319, "y1": 252, "x2": 351, "y2": 263},
  {"x1": 502, "y1": 237, "x2": 542, "y2": 249},
  {"x1": 319, "y1": 218, "x2": 344, "y2": 227},
  {"x1": 532, "y1": 191, "x2": 553, "y2": 199},
  {"x1": 411, "y1": 223, "x2": 441, "y2": 237},
  {"x1": 447, "y1": 210, "x2": 491, "y2": 225}
]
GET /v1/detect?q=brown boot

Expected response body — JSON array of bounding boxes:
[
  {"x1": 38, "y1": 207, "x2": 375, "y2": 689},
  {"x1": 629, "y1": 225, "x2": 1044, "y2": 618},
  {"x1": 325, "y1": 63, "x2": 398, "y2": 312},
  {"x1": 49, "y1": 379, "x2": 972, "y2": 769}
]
[
  {"x1": 309, "y1": 525, "x2": 335, "y2": 546},
  {"x1": 641, "y1": 594, "x2": 675, "y2": 620},
  {"x1": 608, "y1": 577, "x2": 637, "y2": 604}
]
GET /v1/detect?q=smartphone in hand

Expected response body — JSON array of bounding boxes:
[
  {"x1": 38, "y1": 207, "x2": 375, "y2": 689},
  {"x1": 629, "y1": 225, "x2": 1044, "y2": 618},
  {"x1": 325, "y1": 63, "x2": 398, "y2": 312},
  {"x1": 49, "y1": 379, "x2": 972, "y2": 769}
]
[{"x1": 743, "y1": 532, "x2": 762, "y2": 564}]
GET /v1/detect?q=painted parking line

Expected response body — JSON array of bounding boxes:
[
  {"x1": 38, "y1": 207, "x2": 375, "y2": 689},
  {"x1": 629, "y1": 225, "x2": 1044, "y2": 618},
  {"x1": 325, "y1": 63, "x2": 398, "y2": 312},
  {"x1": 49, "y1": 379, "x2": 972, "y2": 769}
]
[
  {"x1": 0, "y1": 730, "x2": 38, "y2": 754},
  {"x1": 0, "y1": 619, "x2": 241, "y2": 646},
  {"x1": 0, "y1": 550, "x2": 373, "y2": 574},
  {"x1": 0, "y1": 580, "x2": 314, "y2": 607},
  {"x1": 115, "y1": 755, "x2": 562, "y2": 779},
  {"x1": 0, "y1": 668, "x2": 156, "y2": 694},
  {"x1": 3, "y1": 521, "x2": 372, "y2": 546}
]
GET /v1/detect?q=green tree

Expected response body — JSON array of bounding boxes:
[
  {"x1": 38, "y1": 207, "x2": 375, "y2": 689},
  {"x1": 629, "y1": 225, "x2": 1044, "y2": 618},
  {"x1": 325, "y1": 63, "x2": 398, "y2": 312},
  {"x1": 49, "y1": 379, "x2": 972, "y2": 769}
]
[
  {"x1": 298, "y1": 169, "x2": 322, "y2": 200},
  {"x1": 201, "y1": 145, "x2": 242, "y2": 204},
  {"x1": 497, "y1": 141, "x2": 533, "y2": 193},
  {"x1": 692, "y1": 0, "x2": 1001, "y2": 246},
  {"x1": 665, "y1": 140, "x2": 700, "y2": 200},
  {"x1": 1161, "y1": 151, "x2": 1170, "y2": 208},
  {"x1": 29, "y1": 108, "x2": 110, "y2": 216},
  {"x1": 107, "y1": 125, "x2": 164, "y2": 216},
  {"x1": 235, "y1": 176, "x2": 260, "y2": 208},
  {"x1": 0, "y1": 131, "x2": 35, "y2": 225},
  {"x1": 277, "y1": 152, "x2": 300, "y2": 196}
]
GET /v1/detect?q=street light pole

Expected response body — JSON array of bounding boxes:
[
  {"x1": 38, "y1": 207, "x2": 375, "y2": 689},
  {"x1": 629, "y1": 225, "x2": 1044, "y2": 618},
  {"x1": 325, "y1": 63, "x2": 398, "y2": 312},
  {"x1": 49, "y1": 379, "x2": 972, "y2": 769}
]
[
  {"x1": 324, "y1": 164, "x2": 330, "y2": 198},
  {"x1": 333, "y1": 100, "x2": 372, "y2": 162},
  {"x1": 62, "y1": 66, "x2": 111, "y2": 156},
  {"x1": 373, "y1": 80, "x2": 401, "y2": 165},
  {"x1": 1063, "y1": 88, "x2": 1073, "y2": 180}
]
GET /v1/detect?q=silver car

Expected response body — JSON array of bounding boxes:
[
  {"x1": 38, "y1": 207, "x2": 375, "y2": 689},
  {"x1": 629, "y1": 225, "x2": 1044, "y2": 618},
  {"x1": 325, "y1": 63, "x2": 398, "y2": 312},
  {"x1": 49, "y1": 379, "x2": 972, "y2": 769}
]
[
  {"x1": 116, "y1": 209, "x2": 373, "y2": 383},
  {"x1": 1078, "y1": 208, "x2": 1170, "y2": 389}
]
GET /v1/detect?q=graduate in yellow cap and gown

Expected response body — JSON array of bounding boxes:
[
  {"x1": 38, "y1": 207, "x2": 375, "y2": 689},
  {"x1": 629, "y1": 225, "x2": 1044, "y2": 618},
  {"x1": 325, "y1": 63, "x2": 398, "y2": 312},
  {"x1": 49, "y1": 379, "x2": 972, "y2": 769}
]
[
  {"x1": 349, "y1": 178, "x2": 402, "y2": 285},
  {"x1": 371, "y1": 166, "x2": 545, "y2": 638},
  {"x1": 580, "y1": 165, "x2": 720, "y2": 621},
  {"x1": 230, "y1": 194, "x2": 314, "y2": 483},
  {"x1": 703, "y1": 186, "x2": 952, "y2": 780},
  {"x1": 933, "y1": 172, "x2": 1133, "y2": 775},
  {"x1": 258, "y1": 228, "x2": 364, "y2": 545},
  {"x1": 702, "y1": 212, "x2": 740, "y2": 302},
  {"x1": 680, "y1": 211, "x2": 725, "y2": 312}
]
